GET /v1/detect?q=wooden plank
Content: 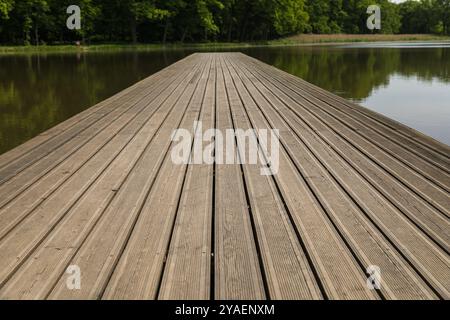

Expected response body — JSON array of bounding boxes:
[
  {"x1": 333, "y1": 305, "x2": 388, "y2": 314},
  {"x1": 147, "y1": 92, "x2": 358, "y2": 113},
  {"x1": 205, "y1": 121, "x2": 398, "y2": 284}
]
[
  {"x1": 0, "y1": 56, "x2": 205, "y2": 294},
  {"x1": 210, "y1": 55, "x2": 266, "y2": 300},
  {"x1": 225, "y1": 54, "x2": 437, "y2": 300},
  {"x1": 229, "y1": 54, "x2": 450, "y2": 298}
]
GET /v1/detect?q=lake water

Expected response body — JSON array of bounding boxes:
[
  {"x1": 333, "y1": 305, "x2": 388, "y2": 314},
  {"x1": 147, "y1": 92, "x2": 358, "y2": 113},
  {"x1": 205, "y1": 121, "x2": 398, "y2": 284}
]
[{"x1": 0, "y1": 43, "x2": 449, "y2": 154}]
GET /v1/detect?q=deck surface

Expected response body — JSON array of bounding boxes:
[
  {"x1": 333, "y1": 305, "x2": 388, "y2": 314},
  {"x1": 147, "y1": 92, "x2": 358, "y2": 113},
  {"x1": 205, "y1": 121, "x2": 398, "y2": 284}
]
[{"x1": 0, "y1": 53, "x2": 448, "y2": 300}]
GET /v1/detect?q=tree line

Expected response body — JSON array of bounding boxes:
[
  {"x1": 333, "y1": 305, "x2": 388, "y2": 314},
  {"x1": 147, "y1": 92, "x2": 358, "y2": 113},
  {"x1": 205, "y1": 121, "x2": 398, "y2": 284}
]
[{"x1": 0, "y1": 0, "x2": 449, "y2": 45}]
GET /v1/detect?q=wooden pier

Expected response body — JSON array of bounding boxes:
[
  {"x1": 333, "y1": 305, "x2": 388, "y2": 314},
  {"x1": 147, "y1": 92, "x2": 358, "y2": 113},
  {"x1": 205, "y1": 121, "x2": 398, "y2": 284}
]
[{"x1": 0, "y1": 53, "x2": 448, "y2": 300}]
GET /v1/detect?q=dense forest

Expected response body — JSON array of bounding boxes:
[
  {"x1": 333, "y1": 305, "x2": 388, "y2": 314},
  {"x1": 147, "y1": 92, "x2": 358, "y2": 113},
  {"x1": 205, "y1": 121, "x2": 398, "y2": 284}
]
[{"x1": 0, "y1": 0, "x2": 449, "y2": 45}]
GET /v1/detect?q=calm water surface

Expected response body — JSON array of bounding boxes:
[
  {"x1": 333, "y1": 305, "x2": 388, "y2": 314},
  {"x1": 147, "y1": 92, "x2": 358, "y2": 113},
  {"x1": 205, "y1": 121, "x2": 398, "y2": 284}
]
[{"x1": 0, "y1": 43, "x2": 449, "y2": 154}]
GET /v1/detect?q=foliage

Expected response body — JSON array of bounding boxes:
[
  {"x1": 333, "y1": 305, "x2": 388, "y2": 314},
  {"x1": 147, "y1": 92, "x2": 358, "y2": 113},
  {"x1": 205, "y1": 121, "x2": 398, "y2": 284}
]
[
  {"x1": 0, "y1": 0, "x2": 14, "y2": 19},
  {"x1": 0, "y1": 0, "x2": 448, "y2": 45}
]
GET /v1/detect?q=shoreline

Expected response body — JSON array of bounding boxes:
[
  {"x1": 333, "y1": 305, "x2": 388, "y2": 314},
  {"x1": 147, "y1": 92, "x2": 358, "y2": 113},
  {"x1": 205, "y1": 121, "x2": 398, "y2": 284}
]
[{"x1": 1, "y1": 34, "x2": 449, "y2": 55}]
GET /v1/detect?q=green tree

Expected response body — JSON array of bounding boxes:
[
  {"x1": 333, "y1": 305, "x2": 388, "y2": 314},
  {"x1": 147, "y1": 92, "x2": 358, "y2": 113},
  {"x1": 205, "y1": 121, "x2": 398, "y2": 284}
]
[
  {"x1": 379, "y1": 0, "x2": 401, "y2": 34},
  {"x1": 307, "y1": 0, "x2": 347, "y2": 34},
  {"x1": 273, "y1": 0, "x2": 309, "y2": 36},
  {"x1": 399, "y1": 0, "x2": 427, "y2": 33},
  {"x1": 78, "y1": 0, "x2": 101, "y2": 43},
  {"x1": 195, "y1": 0, "x2": 224, "y2": 40},
  {"x1": 435, "y1": 0, "x2": 450, "y2": 34},
  {"x1": 400, "y1": 0, "x2": 449, "y2": 35},
  {"x1": 123, "y1": 0, "x2": 169, "y2": 43},
  {"x1": 0, "y1": 0, "x2": 14, "y2": 19},
  {"x1": 157, "y1": 0, "x2": 186, "y2": 43},
  {"x1": 8, "y1": 0, "x2": 50, "y2": 45},
  {"x1": 0, "y1": 0, "x2": 448, "y2": 44}
]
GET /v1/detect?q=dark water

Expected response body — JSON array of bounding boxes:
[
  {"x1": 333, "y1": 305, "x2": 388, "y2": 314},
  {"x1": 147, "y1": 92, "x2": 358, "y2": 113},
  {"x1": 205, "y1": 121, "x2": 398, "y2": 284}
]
[{"x1": 0, "y1": 44, "x2": 449, "y2": 154}]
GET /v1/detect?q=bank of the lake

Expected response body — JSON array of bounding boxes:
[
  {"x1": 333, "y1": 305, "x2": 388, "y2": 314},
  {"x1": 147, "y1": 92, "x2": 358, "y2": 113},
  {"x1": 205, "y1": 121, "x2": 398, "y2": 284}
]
[
  {"x1": 272, "y1": 33, "x2": 450, "y2": 45},
  {"x1": 0, "y1": 43, "x2": 254, "y2": 55},
  {"x1": 1, "y1": 34, "x2": 450, "y2": 55}
]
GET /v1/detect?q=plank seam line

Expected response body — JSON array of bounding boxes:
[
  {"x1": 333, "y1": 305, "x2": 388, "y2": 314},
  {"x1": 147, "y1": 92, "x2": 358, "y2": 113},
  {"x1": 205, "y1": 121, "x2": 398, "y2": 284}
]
[{"x1": 210, "y1": 55, "x2": 218, "y2": 301}]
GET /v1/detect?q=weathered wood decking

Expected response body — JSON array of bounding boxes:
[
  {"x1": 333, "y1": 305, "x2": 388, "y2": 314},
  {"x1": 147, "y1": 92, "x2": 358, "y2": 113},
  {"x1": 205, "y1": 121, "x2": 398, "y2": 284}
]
[{"x1": 0, "y1": 53, "x2": 448, "y2": 300}]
